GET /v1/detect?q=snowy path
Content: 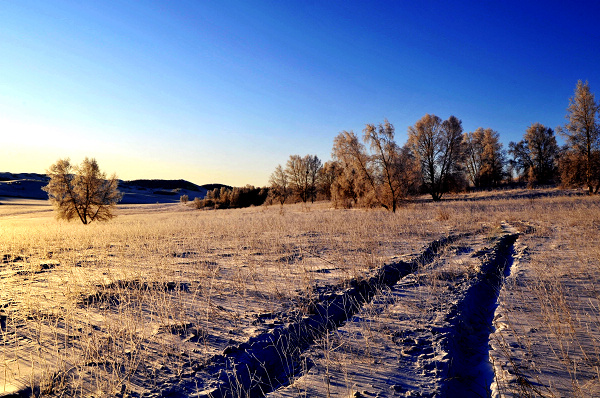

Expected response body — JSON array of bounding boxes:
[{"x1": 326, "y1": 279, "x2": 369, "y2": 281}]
[
  {"x1": 2, "y1": 226, "x2": 521, "y2": 398},
  {"x1": 140, "y1": 227, "x2": 520, "y2": 398},
  {"x1": 152, "y1": 235, "x2": 465, "y2": 398},
  {"x1": 269, "y1": 226, "x2": 519, "y2": 398}
]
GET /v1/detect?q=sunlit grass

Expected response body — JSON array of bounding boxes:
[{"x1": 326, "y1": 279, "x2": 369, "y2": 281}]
[{"x1": 1, "y1": 189, "x2": 599, "y2": 396}]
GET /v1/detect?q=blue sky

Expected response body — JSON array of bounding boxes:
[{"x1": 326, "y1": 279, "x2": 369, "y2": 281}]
[{"x1": 1, "y1": 1, "x2": 599, "y2": 186}]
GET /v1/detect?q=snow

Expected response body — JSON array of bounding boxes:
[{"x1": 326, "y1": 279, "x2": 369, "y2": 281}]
[{"x1": 2, "y1": 190, "x2": 599, "y2": 397}]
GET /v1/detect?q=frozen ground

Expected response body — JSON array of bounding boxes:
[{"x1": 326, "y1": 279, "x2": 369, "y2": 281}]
[
  {"x1": 271, "y1": 226, "x2": 518, "y2": 398},
  {"x1": 1, "y1": 190, "x2": 599, "y2": 397}
]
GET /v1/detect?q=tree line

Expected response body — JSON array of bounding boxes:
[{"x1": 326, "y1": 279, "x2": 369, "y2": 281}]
[
  {"x1": 191, "y1": 185, "x2": 269, "y2": 209},
  {"x1": 42, "y1": 80, "x2": 598, "y2": 224},
  {"x1": 270, "y1": 80, "x2": 600, "y2": 209}
]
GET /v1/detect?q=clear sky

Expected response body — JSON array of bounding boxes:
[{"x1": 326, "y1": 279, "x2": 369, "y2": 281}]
[{"x1": 1, "y1": 1, "x2": 599, "y2": 187}]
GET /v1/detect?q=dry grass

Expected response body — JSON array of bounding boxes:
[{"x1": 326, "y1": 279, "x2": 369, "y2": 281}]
[
  {"x1": 490, "y1": 194, "x2": 600, "y2": 397},
  {"x1": 1, "y1": 188, "x2": 599, "y2": 396}
]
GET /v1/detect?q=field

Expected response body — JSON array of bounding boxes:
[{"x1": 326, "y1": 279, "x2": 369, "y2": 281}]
[{"x1": 1, "y1": 189, "x2": 600, "y2": 397}]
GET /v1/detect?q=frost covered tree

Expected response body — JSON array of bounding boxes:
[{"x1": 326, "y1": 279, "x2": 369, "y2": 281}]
[
  {"x1": 463, "y1": 128, "x2": 506, "y2": 188},
  {"x1": 558, "y1": 80, "x2": 600, "y2": 193},
  {"x1": 284, "y1": 154, "x2": 322, "y2": 203},
  {"x1": 509, "y1": 123, "x2": 559, "y2": 186},
  {"x1": 364, "y1": 120, "x2": 416, "y2": 212},
  {"x1": 331, "y1": 122, "x2": 417, "y2": 211},
  {"x1": 43, "y1": 158, "x2": 122, "y2": 224},
  {"x1": 331, "y1": 130, "x2": 377, "y2": 208},
  {"x1": 408, "y1": 114, "x2": 465, "y2": 201},
  {"x1": 268, "y1": 164, "x2": 291, "y2": 205}
]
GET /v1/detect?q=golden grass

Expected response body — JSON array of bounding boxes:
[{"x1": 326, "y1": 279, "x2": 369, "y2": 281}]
[{"x1": 1, "y1": 188, "x2": 599, "y2": 396}]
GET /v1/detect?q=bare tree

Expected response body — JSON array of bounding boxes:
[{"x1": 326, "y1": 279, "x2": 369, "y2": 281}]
[
  {"x1": 283, "y1": 154, "x2": 322, "y2": 203},
  {"x1": 285, "y1": 155, "x2": 308, "y2": 202},
  {"x1": 43, "y1": 158, "x2": 122, "y2": 224},
  {"x1": 269, "y1": 164, "x2": 290, "y2": 205},
  {"x1": 364, "y1": 119, "x2": 406, "y2": 212},
  {"x1": 509, "y1": 123, "x2": 559, "y2": 186},
  {"x1": 463, "y1": 128, "x2": 485, "y2": 187},
  {"x1": 558, "y1": 80, "x2": 600, "y2": 193},
  {"x1": 408, "y1": 114, "x2": 465, "y2": 201},
  {"x1": 305, "y1": 155, "x2": 322, "y2": 203},
  {"x1": 331, "y1": 122, "x2": 417, "y2": 211},
  {"x1": 331, "y1": 130, "x2": 378, "y2": 209},
  {"x1": 463, "y1": 128, "x2": 506, "y2": 188}
]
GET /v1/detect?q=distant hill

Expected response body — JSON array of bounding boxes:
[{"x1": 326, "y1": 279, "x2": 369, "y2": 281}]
[
  {"x1": 118, "y1": 179, "x2": 207, "y2": 204},
  {"x1": 0, "y1": 173, "x2": 49, "y2": 199},
  {"x1": 0, "y1": 173, "x2": 211, "y2": 204},
  {"x1": 0, "y1": 172, "x2": 49, "y2": 182},
  {"x1": 200, "y1": 183, "x2": 233, "y2": 191},
  {"x1": 121, "y1": 179, "x2": 203, "y2": 192}
]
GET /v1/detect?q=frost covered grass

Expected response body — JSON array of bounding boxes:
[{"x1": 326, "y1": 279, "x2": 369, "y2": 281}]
[
  {"x1": 1, "y1": 188, "x2": 599, "y2": 396},
  {"x1": 0, "y1": 200, "x2": 452, "y2": 396},
  {"x1": 490, "y1": 194, "x2": 600, "y2": 397}
]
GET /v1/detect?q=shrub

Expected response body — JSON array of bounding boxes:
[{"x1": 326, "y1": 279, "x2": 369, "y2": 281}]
[{"x1": 192, "y1": 197, "x2": 203, "y2": 209}]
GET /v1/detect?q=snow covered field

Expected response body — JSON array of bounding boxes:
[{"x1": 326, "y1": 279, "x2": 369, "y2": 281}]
[{"x1": 1, "y1": 189, "x2": 599, "y2": 397}]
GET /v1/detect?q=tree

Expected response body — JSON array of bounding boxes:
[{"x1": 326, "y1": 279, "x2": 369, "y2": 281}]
[
  {"x1": 463, "y1": 128, "x2": 485, "y2": 187},
  {"x1": 408, "y1": 114, "x2": 465, "y2": 201},
  {"x1": 509, "y1": 123, "x2": 559, "y2": 186},
  {"x1": 463, "y1": 128, "x2": 506, "y2": 188},
  {"x1": 284, "y1": 154, "x2": 322, "y2": 203},
  {"x1": 43, "y1": 158, "x2": 122, "y2": 224},
  {"x1": 192, "y1": 197, "x2": 203, "y2": 209},
  {"x1": 363, "y1": 119, "x2": 407, "y2": 212},
  {"x1": 194, "y1": 185, "x2": 268, "y2": 209},
  {"x1": 478, "y1": 129, "x2": 506, "y2": 187},
  {"x1": 331, "y1": 130, "x2": 376, "y2": 208},
  {"x1": 331, "y1": 122, "x2": 417, "y2": 211},
  {"x1": 558, "y1": 80, "x2": 600, "y2": 193},
  {"x1": 285, "y1": 155, "x2": 307, "y2": 202},
  {"x1": 318, "y1": 161, "x2": 340, "y2": 201},
  {"x1": 269, "y1": 164, "x2": 290, "y2": 205},
  {"x1": 305, "y1": 155, "x2": 322, "y2": 203},
  {"x1": 559, "y1": 146, "x2": 600, "y2": 191}
]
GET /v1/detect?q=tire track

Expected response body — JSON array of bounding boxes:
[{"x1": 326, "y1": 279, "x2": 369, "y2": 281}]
[
  {"x1": 442, "y1": 227, "x2": 519, "y2": 397},
  {"x1": 269, "y1": 226, "x2": 518, "y2": 398},
  {"x1": 268, "y1": 226, "x2": 520, "y2": 397},
  {"x1": 151, "y1": 234, "x2": 466, "y2": 398}
]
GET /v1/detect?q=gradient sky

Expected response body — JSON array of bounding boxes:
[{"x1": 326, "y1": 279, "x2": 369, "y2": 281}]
[{"x1": 1, "y1": 1, "x2": 599, "y2": 186}]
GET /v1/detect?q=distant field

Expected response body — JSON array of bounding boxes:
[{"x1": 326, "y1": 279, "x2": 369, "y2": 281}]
[{"x1": 1, "y1": 189, "x2": 599, "y2": 397}]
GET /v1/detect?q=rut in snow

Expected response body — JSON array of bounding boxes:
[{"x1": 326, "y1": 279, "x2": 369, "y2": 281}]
[
  {"x1": 155, "y1": 234, "x2": 466, "y2": 398},
  {"x1": 443, "y1": 230, "x2": 519, "y2": 397}
]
